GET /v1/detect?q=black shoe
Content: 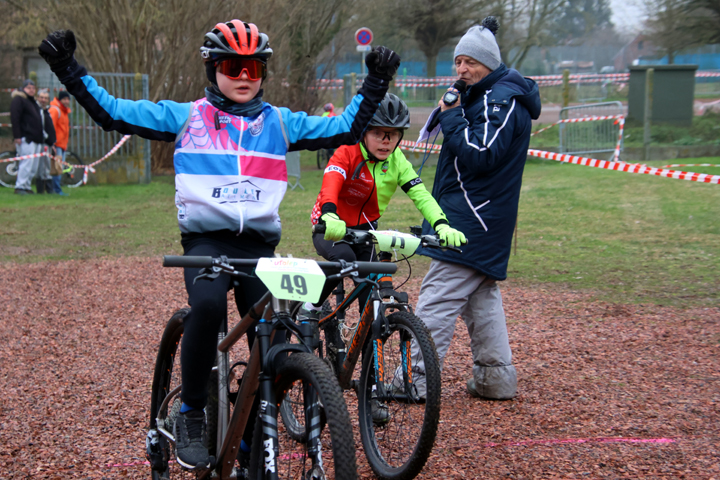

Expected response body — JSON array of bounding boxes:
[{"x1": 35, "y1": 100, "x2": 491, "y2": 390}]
[
  {"x1": 297, "y1": 305, "x2": 321, "y2": 321},
  {"x1": 14, "y1": 189, "x2": 31, "y2": 195},
  {"x1": 35, "y1": 178, "x2": 46, "y2": 194},
  {"x1": 173, "y1": 410, "x2": 213, "y2": 470},
  {"x1": 371, "y1": 398, "x2": 390, "y2": 425}
]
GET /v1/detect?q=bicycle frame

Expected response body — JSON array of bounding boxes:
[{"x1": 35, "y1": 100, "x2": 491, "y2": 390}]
[
  {"x1": 154, "y1": 292, "x2": 321, "y2": 480},
  {"x1": 319, "y1": 254, "x2": 412, "y2": 392}
]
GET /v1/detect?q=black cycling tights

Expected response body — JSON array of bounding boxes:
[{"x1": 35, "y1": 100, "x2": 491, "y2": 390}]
[{"x1": 180, "y1": 234, "x2": 274, "y2": 410}]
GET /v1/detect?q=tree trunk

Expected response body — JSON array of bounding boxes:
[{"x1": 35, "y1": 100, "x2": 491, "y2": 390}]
[
  {"x1": 426, "y1": 53, "x2": 438, "y2": 100},
  {"x1": 668, "y1": 50, "x2": 675, "y2": 64}
]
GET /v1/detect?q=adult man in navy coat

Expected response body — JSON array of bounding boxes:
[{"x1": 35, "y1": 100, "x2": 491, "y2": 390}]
[{"x1": 413, "y1": 17, "x2": 541, "y2": 399}]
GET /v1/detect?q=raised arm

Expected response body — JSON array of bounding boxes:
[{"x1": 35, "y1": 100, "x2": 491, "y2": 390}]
[
  {"x1": 279, "y1": 47, "x2": 401, "y2": 152},
  {"x1": 39, "y1": 30, "x2": 191, "y2": 142}
]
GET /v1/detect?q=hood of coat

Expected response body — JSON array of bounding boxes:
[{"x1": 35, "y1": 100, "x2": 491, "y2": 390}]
[
  {"x1": 463, "y1": 64, "x2": 541, "y2": 120},
  {"x1": 12, "y1": 89, "x2": 31, "y2": 101}
]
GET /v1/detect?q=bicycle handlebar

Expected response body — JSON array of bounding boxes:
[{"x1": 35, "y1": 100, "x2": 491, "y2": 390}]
[
  {"x1": 162, "y1": 255, "x2": 397, "y2": 275},
  {"x1": 312, "y1": 224, "x2": 462, "y2": 252}
]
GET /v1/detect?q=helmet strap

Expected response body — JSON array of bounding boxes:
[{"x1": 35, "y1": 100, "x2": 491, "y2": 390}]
[{"x1": 205, "y1": 61, "x2": 218, "y2": 85}]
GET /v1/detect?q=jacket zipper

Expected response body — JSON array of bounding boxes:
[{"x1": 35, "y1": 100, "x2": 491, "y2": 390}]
[{"x1": 237, "y1": 116, "x2": 244, "y2": 235}]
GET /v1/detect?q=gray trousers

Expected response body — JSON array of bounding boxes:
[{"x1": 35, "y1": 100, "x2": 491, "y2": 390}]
[
  {"x1": 14, "y1": 140, "x2": 45, "y2": 190},
  {"x1": 411, "y1": 259, "x2": 517, "y2": 399}
]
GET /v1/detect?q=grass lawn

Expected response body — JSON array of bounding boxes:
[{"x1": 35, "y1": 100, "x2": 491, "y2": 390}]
[{"x1": 1, "y1": 152, "x2": 718, "y2": 307}]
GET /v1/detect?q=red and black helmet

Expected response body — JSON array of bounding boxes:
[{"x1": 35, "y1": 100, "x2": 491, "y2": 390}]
[{"x1": 201, "y1": 20, "x2": 273, "y2": 62}]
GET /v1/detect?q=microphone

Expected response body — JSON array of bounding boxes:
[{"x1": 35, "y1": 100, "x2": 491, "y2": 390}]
[{"x1": 428, "y1": 80, "x2": 467, "y2": 132}]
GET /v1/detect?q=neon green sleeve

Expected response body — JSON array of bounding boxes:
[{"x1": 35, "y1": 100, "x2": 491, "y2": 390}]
[{"x1": 396, "y1": 151, "x2": 448, "y2": 228}]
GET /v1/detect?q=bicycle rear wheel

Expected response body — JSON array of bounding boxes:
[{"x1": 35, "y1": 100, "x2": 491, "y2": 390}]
[
  {"x1": 148, "y1": 308, "x2": 220, "y2": 479},
  {"x1": 316, "y1": 149, "x2": 329, "y2": 170},
  {"x1": 62, "y1": 151, "x2": 85, "y2": 188},
  {"x1": 357, "y1": 311, "x2": 441, "y2": 480},
  {"x1": 249, "y1": 352, "x2": 357, "y2": 480},
  {"x1": 0, "y1": 151, "x2": 18, "y2": 188}
]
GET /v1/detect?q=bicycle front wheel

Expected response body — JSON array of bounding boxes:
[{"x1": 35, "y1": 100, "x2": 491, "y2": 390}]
[
  {"x1": 0, "y1": 151, "x2": 18, "y2": 188},
  {"x1": 62, "y1": 151, "x2": 85, "y2": 188},
  {"x1": 249, "y1": 352, "x2": 357, "y2": 480},
  {"x1": 147, "y1": 308, "x2": 220, "y2": 479},
  {"x1": 358, "y1": 311, "x2": 441, "y2": 480}
]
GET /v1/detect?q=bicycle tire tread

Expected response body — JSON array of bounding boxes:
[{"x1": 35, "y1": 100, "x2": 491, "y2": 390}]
[
  {"x1": 359, "y1": 310, "x2": 441, "y2": 480},
  {"x1": 249, "y1": 352, "x2": 358, "y2": 480}
]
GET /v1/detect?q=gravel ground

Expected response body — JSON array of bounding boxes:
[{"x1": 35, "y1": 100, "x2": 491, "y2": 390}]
[{"x1": 1, "y1": 257, "x2": 718, "y2": 479}]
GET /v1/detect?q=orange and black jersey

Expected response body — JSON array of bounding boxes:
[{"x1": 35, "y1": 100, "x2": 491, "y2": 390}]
[{"x1": 311, "y1": 143, "x2": 448, "y2": 229}]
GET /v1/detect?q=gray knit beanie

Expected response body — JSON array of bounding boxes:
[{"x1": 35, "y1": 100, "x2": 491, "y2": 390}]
[{"x1": 454, "y1": 17, "x2": 501, "y2": 71}]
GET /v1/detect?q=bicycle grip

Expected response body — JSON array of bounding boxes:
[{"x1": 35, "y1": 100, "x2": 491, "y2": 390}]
[
  {"x1": 163, "y1": 255, "x2": 214, "y2": 268},
  {"x1": 312, "y1": 224, "x2": 326, "y2": 234},
  {"x1": 354, "y1": 261, "x2": 397, "y2": 276}
]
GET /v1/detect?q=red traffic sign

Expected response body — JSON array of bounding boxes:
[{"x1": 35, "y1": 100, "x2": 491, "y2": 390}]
[{"x1": 355, "y1": 28, "x2": 373, "y2": 46}]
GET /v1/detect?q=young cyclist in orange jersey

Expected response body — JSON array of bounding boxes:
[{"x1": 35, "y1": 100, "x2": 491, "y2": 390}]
[{"x1": 301, "y1": 93, "x2": 466, "y2": 319}]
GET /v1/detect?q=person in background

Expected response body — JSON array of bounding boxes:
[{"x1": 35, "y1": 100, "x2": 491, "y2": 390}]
[
  {"x1": 321, "y1": 102, "x2": 336, "y2": 117},
  {"x1": 34, "y1": 89, "x2": 57, "y2": 194},
  {"x1": 411, "y1": 17, "x2": 541, "y2": 400},
  {"x1": 48, "y1": 90, "x2": 72, "y2": 195},
  {"x1": 10, "y1": 80, "x2": 54, "y2": 195}
]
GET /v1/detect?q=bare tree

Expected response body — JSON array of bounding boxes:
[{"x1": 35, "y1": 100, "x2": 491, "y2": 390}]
[
  {"x1": 382, "y1": 0, "x2": 484, "y2": 78},
  {"x1": 493, "y1": 0, "x2": 567, "y2": 69},
  {"x1": 643, "y1": 0, "x2": 699, "y2": 63},
  {"x1": 683, "y1": 0, "x2": 720, "y2": 44},
  {"x1": 237, "y1": 0, "x2": 351, "y2": 112}
]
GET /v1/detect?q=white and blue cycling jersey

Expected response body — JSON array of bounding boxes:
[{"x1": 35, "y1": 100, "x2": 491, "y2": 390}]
[{"x1": 59, "y1": 63, "x2": 390, "y2": 245}]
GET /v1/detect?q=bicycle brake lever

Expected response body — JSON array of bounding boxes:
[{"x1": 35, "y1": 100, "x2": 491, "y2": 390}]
[
  {"x1": 193, "y1": 266, "x2": 222, "y2": 284},
  {"x1": 353, "y1": 277, "x2": 380, "y2": 288}
]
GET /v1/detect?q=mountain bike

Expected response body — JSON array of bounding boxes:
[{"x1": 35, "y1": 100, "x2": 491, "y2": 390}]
[
  {"x1": 283, "y1": 226, "x2": 455, "y2": 480},
  {"x1": 148, "y1": 254, "x2": 396, "y2": 479},
  {"x1": 0, "y1": 149, "x2": 85, "y2": 188}
]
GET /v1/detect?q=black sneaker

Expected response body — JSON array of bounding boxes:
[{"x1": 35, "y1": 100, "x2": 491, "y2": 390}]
[
  {"x1": 297, "y1": 305, "x2": 321, "y2": 321},
  {"x1": 370, "y1": 398, "x2": 390, "y2": 425},
  {"x1": 173, "y1": 409, "x2": 213, "y2": 470}
]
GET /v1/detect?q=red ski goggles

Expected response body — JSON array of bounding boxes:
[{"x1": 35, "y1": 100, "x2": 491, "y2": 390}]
[{"x1": 215, "y1": 58, "x2": 267, "y2": 81}]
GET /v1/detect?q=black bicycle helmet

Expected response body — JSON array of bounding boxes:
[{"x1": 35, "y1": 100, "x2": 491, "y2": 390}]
[{"x1": 368, "y1": 93, "x2": 410, "y2": 129}]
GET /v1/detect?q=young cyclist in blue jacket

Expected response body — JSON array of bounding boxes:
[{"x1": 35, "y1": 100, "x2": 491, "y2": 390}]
[{"x1": 38, "y1": 21, "x2": 400, "y2": 470}]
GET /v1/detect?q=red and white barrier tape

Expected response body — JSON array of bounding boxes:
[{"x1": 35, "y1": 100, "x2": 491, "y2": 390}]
[
  {"x1": 531, "y1": 115, "x2": 625, "y2": 161},
  {"x1": 62, "y1": 135, "x2": 131, "y2": 184},
  {"x1": 1, "y1": 135, "x2": 131, "y2": 185},
  {"x1": 1, "y1": 123, "x2": 104, "y2": 129},
  {"x1": 615, "y1": 117, "x2": 625, "y2": 161},
  {"x1": 660, "y1": 163, "x2": 720, "y2": 168},
  {"x1": 0, "y1": 150, "x2": 48, "y2": 163},
  {"x1": 528, "y1": 149, "x2": 720, "y2": 184},
  {"x1": 398, "y1": 139, "x2": 442, "y2": 153}
]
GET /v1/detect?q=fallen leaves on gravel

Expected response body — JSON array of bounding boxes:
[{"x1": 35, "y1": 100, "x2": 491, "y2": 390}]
[{"x1": 0, "y1": 257, "x2": 718, "y2": 479}]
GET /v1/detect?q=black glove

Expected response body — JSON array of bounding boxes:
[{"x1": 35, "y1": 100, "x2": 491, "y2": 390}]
[
  {"x1": 365, "y1": 46, "x2": 400, "y2": 81},
  {"x1": 38, "y1": 30, "x2": 77, "y2": 72}
]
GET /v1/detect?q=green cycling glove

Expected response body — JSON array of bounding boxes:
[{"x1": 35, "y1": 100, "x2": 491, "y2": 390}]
[
  {"x1": 435, "y1": 224, "x2": 467, "y2": 247},
  {"x1": 320, "y1": 212, "x2": 347, "y2": 241}
]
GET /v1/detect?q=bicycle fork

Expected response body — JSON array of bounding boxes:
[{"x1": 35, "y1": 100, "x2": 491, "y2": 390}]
[{"x1": 255, "y1": 306, "x2": 325, "y2": 479}]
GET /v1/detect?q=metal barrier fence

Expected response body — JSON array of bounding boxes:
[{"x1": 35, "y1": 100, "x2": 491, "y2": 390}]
[
  {"x1": 36, "y1": 72, "x2": 151, "y2": 183},
  {"x1": 559, "y1": 102, "x2": 624, "y2": 158}
]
